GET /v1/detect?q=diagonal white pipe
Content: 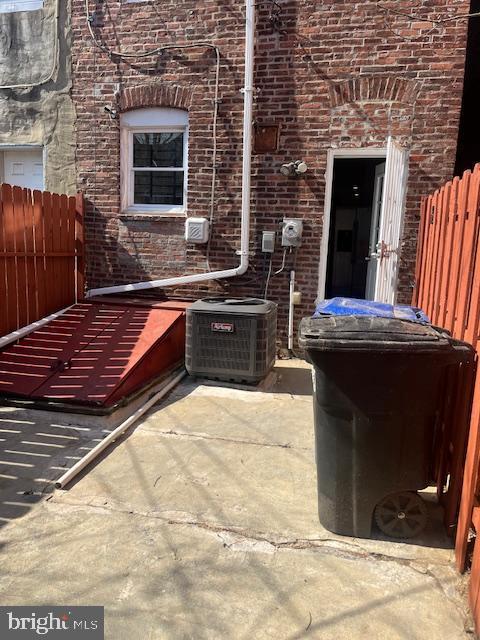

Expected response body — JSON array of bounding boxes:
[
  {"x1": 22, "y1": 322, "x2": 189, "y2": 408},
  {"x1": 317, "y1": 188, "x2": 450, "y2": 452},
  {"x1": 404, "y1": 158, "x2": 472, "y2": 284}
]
[
  {"x1": 86, "y1": 0, "x2": 256, "y2": 298},
  {"x1": 0, "y1": 306, "x2": 73, "y2": 350},
  {"x1": 55, "y1": 369, "x2": 187, "y2": 489}
]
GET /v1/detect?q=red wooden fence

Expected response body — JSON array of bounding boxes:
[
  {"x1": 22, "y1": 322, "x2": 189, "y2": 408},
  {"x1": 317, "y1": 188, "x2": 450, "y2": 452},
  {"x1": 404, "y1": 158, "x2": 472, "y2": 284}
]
[
  {"x1": 0, "y1": 183, "x2": 84, "y2": 337},
  {"x1": 413, "y1": 163, "x2": 480, "y2": 632}
]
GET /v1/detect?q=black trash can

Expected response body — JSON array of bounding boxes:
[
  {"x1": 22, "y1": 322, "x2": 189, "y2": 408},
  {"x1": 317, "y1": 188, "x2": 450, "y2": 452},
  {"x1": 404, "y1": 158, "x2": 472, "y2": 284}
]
[{"x1": 299, "y1": 298, "x2": 475, "y2": 539}]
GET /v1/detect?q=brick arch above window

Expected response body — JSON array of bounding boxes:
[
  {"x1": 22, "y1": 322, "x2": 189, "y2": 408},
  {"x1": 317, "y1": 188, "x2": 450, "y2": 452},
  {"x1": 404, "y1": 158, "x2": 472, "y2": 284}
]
[
  {"x1": 328, "y1": 77, "x2": 419, "y2": 108},
  {"x1": 119, "y1": 83, "x2": 194, "y2": 112}
]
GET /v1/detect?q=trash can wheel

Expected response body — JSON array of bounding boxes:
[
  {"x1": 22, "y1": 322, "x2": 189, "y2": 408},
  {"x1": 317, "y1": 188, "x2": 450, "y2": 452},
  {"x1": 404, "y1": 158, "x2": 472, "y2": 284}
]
[{"x1": 374, "y1": 492, "x2": 428, "y2": 539}]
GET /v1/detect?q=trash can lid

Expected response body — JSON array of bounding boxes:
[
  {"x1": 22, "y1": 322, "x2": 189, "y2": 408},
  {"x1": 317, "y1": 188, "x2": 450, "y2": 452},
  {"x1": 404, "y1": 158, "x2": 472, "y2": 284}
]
[
  {"x1": 299, "y1": 315, "x2": 451, "y2": 352},
  {"x1": 313, "y1": 297, "x2": 430, "y2": 323}
]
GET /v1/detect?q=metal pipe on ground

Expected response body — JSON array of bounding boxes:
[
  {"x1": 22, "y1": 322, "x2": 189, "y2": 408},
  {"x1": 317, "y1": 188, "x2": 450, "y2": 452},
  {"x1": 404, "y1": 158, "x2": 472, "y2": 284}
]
[{"x1": 55, "y1": 369, "x2": 187, "y2": 489}]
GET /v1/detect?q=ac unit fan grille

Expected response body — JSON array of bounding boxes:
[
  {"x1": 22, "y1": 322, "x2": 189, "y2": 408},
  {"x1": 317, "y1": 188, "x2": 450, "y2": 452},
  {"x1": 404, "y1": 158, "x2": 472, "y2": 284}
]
[
  {"x1": 186, "y1": 302, "x2": 277, "y2": 383},
  {"x1": 192, "y1": 314, "x2": 255, "y2": 374}
]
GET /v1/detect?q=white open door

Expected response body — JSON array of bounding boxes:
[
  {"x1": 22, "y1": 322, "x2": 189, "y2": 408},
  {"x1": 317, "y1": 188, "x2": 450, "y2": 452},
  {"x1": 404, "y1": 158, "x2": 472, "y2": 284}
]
[{"x1": 373, "y1": 137, "x2": 409, "y2": 304}]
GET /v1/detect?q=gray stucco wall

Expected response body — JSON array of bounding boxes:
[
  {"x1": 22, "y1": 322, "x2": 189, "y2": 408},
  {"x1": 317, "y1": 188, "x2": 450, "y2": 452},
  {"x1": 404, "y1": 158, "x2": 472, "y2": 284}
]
[{"x1": 0, "y1": 0, "x2": 75, "y2": 194}]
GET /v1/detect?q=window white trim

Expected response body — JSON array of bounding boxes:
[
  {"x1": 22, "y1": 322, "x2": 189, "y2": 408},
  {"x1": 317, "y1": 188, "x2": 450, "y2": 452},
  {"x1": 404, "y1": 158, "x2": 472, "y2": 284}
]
[
  {"x1": 0, "y1": 0, "x2": 43, "y2": 13},
  {"x1": 120, "y1": 108, "x2": 188, "y2": 216}
]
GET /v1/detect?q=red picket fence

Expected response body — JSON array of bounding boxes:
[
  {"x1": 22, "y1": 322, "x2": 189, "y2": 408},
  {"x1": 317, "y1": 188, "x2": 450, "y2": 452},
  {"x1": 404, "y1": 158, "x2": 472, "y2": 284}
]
[
  {"x1": 0, "y1": 183, "x2": 84, "y2": 337},
  {"x1": 412, "y1": 164, "x2": 480, "y2": 631}
]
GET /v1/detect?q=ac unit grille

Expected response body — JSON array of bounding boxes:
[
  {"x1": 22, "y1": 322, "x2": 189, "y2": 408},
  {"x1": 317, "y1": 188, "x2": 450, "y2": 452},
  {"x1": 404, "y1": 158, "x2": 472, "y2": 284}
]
[
  {"x1": 194, "y1": 314, "x2": 255, "y2": 373},
  {"x1": 186, "y1": 302, "x2": 277, "y2": 383}
]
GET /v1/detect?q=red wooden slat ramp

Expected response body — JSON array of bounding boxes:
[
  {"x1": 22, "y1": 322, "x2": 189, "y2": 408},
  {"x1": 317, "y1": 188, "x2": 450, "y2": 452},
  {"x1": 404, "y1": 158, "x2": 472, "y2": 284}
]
[{"x1": 0, "y1": 301, "x2": 186, "y2": 409}]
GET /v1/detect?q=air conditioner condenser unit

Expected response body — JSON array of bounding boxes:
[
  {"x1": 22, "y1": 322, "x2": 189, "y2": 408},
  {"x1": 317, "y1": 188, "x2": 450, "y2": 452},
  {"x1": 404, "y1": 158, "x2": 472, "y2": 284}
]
[{"x1": 186, "y1": 298, "x2": 277, "y2": 383}]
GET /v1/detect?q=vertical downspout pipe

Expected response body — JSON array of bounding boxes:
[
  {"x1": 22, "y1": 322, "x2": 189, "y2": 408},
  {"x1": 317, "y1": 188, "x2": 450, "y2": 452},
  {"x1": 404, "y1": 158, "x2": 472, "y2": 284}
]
[
  {"x1": 86, "y1": 0, "x2": 256, "y2": 298},
  {"x1": 238, "y1": 0, "x2": 255, "y2": 276}
]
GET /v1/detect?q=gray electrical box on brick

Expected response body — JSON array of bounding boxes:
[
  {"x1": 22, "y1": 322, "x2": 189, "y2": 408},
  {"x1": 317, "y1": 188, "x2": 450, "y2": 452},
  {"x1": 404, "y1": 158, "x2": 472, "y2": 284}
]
[{"x1": 262, "y1": 231, "x2": 275, "y2": 253}]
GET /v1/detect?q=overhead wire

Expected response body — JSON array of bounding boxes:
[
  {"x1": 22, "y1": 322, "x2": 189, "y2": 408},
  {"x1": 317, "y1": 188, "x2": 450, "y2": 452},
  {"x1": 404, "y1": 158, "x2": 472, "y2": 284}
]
[
  {"x1": 376, "y1": 4, "x2": 480, "y2": 42},
  {"x1": 274, "y1": 247, "x2": 288, "y2": 275},
  {"x1": 205, "y1": 47, "x2": 221, "y2": 271},
  {"x1": 263, "y1": 0, "x2": 480, "y2": 41},
  {"x1": 264, "y1": 246, "x2": 292, "y2": 298},
  {"x1": 377, "y1": 5, "x2": 480, "y2": 25},
  {"x1": 263, "y1": 253, "x2": 273, "y2": 299}
]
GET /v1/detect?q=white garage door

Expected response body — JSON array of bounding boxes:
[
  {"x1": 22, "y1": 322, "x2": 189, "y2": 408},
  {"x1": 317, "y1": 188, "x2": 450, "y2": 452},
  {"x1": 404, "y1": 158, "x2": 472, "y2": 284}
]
[{"x1": 3, "y1": 148, "x2": 44, "y2": 191}]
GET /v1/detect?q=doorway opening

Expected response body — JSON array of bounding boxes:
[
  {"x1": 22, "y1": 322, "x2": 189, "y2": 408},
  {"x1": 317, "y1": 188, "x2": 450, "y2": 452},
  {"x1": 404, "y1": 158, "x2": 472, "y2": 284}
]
[{"x1": 325, "y1": 157, "x2": 386, "y2": 300}]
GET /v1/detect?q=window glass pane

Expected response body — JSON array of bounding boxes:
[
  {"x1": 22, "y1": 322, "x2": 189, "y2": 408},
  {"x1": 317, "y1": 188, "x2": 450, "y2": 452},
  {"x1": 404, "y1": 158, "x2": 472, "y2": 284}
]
[
  {"x1": 134, "y1": 171, "x2": 184, "y2": 206},
  {"x1": 133, "y1": 133, "x2": 184, "y2": 168}
]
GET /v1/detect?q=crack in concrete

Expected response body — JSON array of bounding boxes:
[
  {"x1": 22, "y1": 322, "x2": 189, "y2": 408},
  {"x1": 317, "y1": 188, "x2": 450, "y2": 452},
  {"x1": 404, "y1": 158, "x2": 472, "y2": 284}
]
[
  {"x1": 137, "y1": 427, "x2": 309, "y2": 451},
  {"x1": 45, "y1": 496, "x2": 472, "y2": 627},
  {"x1": 49, "y1": 496, "x2": 449, "y2": 567},
  {"x1": 184, "y1": 524, "x2": 472, "y2": 629}
]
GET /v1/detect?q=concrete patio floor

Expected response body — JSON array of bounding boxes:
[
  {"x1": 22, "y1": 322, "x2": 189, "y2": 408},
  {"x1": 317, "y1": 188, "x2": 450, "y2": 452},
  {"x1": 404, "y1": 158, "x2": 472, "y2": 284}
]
[{"x1": 0, "y1": 360, "x2": 473, "y2": 639}]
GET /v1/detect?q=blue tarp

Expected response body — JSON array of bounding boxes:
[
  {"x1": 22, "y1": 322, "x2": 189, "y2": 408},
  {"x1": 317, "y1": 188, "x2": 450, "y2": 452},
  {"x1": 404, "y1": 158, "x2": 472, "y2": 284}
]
[{"x1": 313, "y1": 297, "x2": 430, "y2": 323}]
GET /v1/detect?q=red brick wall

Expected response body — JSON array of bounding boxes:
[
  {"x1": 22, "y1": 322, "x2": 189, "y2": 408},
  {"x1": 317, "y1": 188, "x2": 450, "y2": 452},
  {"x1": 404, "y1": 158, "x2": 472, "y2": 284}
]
[{"x1": 71, "y1": 0, "x2": 469, "y2": 342}]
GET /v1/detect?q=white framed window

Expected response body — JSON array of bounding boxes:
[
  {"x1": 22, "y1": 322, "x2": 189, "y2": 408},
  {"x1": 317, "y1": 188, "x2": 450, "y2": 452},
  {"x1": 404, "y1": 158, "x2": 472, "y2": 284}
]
[
  {"x1": 0, "y1": 0, "x2": 43, "y2": 12},
  {"x1": 120, "y1": 108, "x2": 188, "y2": 216}
]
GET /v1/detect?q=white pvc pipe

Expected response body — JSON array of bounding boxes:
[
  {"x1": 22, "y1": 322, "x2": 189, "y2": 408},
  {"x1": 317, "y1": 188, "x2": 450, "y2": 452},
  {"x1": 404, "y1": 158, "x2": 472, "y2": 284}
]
[
  {"x1": 86, "y1": 0, "x2": 256, "y2": 298},
  {"x1": 288, "y1": 270, "x2": 295, "y2": 351},
  {"x1": 55, "y1": 369, "x2": 187, "y2": 489},
  {"x1": 0, "y1": 305, "x2": 73, "y2": 350}
]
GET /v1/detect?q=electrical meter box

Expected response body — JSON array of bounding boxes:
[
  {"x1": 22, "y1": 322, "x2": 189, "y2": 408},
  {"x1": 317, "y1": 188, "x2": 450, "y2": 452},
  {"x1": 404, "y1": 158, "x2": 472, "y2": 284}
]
[
  {"x1": 185, "y1": 217, "x2": 209, "y2": 244},
  {"x1": 282, "y1": 219, "x2": 303, "y2": 247}
]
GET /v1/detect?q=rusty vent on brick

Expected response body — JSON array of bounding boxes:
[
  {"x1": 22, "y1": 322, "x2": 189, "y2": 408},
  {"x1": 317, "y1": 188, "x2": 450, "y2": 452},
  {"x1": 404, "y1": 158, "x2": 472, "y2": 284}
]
[{"x1": 253, "y1": 124, "x2": 280, "y2": 154}]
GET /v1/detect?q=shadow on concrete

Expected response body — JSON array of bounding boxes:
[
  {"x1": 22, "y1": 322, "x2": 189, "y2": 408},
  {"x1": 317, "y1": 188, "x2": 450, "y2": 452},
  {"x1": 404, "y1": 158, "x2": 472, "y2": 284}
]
[
  {"x1": 282, "y1": 576, "x2": 460, "y2": 640},
  {"x1": 0, "y1": 406, "x2": 106, "y2": 529}
]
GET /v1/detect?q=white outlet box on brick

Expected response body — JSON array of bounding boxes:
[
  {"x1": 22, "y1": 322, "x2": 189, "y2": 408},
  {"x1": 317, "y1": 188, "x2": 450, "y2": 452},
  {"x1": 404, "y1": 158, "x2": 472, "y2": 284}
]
[{"x1": 185, "y1": 217, "x2": 209, "y2": 244}]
